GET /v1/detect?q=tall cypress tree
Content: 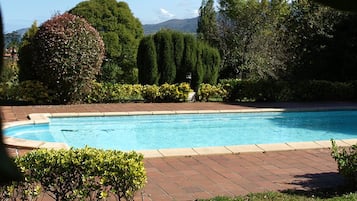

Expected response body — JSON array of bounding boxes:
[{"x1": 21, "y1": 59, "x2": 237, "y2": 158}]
[
  {"x1": 197, "y1": 0, "x2": 219, "y2": 47},
  {"x1": 137, "y1": 36, "x2": 159, "y2": 85},
  {"x1": 172, "y1": 31, "x2": 185, "y2": 83},
  {"x1": 18, "y1": 21, "x2": 38, "y2": 81},
  {"x1": 154, "y1": 30, "x2": 176, "y2": 84}
]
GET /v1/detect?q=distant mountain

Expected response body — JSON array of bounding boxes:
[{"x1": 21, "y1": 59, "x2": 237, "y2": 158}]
[
  {"x1": 143, "y1": 17, "x2": 198, "y2": 35},
  {"x1": 4, "y1": 17, "x2": 198, "y2": 47},
  {"x1": 4, "y1": 28, "x2": 28, "y2": 48},
  {"x1": 14, "y1": 28, "x2": 28, "y2": 37}
]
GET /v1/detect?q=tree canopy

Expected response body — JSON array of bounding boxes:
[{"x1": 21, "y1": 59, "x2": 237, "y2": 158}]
[{"x1": 69, "y1": 0, "x2": 144, "y2": 83}]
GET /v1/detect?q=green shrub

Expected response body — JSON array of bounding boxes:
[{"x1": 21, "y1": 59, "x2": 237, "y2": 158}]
[
  {"x1": 86, "y1": 82, "x2": 143, "y2": 103},
  {"x1": 141, "y1": 84, "x2": 160, "y2": 102},
  {"x1": 13, "y1": 80, "x2": 53, "y2": 104},
  {"x1": 9, "y1": 147, "x2": 146, "y2": 201},
  {"x1": 32, "y1": 13, "x2": 105, "y2": 104},
  {"x1": 159, "y1": 83, "x2": 191, "y2": 102},
  {"x1": 331, "y1": 139, "x2": 357, "y2": 187},
  {"x1": 293, "y1": 80, "x2": 354, "y2": 101},
  {"x1": 0, "y1": 80, "x2": 53, "y2": 105},
  {"x1": 220, "y1": 79, "x2": 355, "y2": 102},
  {"x1": 197, "y1": 83, "x2": 228, "y2": 102}
]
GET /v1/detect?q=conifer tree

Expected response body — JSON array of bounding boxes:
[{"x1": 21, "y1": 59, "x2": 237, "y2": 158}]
[
  {"x1": 137, "y1": 36, "x2": 159, "y2": 85},
  {"x1": 18, "y1": 21, "x2": 38, "y2": 81},
  {"x1": 197, "y1": 0, "x2": 219, "y2": 47}
]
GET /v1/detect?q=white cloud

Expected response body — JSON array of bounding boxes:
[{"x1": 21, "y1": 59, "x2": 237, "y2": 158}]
[
  {"x1": 160, "y1": 8, "x2": 175, "y2": 18},
  {"x1": 192, "y1": 9, "x2": 199, "y2": 17}
]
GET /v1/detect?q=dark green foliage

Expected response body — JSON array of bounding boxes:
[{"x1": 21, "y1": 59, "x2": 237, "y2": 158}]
[
  {"x1": 70, "y1": 0, "x2": 144, "y2": 84},
  {"x1": 172, "y1": 32, "x2": 185, "y2": 82},
  {"x1": 194, "y1": 43, "x2": 205, "y2": 90},
  {"x1": 0, "y1": 80, "x2": 54, "y2": 105},
  {"x1": 202, "y1": 44, "x2": 220, "y2": 85},
  {"x1": 294, "y1": 80, "x2": 354, "y2": 101},
  {"x1": 220, "y1": 79, "x2": 356, "y2": 102},
  {"x1": 137, "y1": 30, "x2": 220, "y2": 90},
  {"x1": 153, "y1": 30, "x2": 176, "y2": 84},
  {"x1": 18, "y1": 21, "x2": 38, "y2": 81},
  {"x1": 99, "y1": 61, "x2": 124, "y2": 84},
  {"x1": 137, "y1": 36, "x2": 159, "y2": 85},
  {"x1": 312, "y1": 0, "x2": 357, "y2": 12},
  {"x1": 182, "y1": 34, "x2": 197, "y2": 75},
  {"x1": 32, "y1": 13, "x2": 105, "y2": 104}
]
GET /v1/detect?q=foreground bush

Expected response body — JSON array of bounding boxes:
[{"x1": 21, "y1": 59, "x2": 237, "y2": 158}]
[
  {"x1": 331, "y1": 140, "x2": 357, "y2": 187},
  {"x1": 1, "y1": 148, "x2": 146, "y2": 201}
]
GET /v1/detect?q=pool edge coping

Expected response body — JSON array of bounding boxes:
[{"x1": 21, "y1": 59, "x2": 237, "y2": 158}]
[{"x1": 4, "y1": 107, "x2": 357, "y2": 157}]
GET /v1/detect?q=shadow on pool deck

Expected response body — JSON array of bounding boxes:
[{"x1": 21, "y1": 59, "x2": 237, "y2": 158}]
[{"x1": 3, "y1": 102, "x2": 356, "y2": 201}]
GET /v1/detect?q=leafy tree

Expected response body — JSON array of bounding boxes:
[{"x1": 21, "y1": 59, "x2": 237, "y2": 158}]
[
  {"x1": 197, "y1": 0, "x2": 219, "y2": 47},
  {"x1": 18, "y1": 21, "x2": 38, "y2": 81},
  {"x1": 218, "y1": 0, "x2": 290, "y2": 80},
  {"x1": 32, "y1": 13, "x2": 105, "y2": 104},
  {"x1": 69, "y1": 0, "x2": 144, "y2": 84},
  {"x1": 153, "y1": 30, "x2": 176, "y2": 84},
  {"x1": 137, "y1": 36, "x2": 159, "y2": 85},
  {"x1": 284, "y1": 0, "x2": 340, "y2": 80}
]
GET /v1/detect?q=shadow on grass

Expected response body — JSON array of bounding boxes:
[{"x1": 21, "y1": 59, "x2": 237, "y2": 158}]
[{"x1": 281, "y1": 172, "x2": 353, "y2": 199}]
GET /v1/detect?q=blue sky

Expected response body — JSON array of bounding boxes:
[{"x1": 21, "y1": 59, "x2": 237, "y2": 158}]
[{"x1": 0, "y1": 0, "x2": 215, "y2": 33}]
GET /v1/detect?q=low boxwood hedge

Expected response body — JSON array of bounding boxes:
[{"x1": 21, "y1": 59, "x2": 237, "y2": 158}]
[{"x1": 1, "y1": 148, "x2": 146, "y2": 201}]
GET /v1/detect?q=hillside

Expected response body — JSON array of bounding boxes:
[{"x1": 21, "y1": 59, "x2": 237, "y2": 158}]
[
  {"x1": 5, "y1": 18, "x2": 198, "y2": 47},
  {"x1": 143, "y1": 17, "x2": 198, "y2": 35}
]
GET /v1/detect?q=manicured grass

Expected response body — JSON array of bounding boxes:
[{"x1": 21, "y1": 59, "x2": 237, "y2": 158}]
[{"x1": 199, "y1": 191, "x2": 357, "y2": 201}]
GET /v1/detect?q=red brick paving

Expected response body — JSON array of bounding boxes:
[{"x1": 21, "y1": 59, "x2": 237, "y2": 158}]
[{"x1": 3, "y1": 102, "x2": 355, "y2": 201}]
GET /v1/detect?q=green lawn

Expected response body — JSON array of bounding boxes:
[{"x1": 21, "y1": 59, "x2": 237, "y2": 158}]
[{"x1": 199, "y1": 191, "x2": 357, "y2": 201}]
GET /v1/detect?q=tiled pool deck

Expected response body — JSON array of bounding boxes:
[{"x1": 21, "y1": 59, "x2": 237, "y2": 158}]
[{"x1": 2, "y1": 102, "x2": 357, "y2": 200}]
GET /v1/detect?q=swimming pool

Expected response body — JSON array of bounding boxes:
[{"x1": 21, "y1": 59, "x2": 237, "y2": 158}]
[{"x1": 4, "y1": 110, "x2": 357, "y2": 151}]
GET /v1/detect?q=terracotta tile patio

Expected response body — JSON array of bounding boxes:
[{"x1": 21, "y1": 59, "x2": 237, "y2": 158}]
[{"x1": 3, "y1": 102, "x2": 356, "y2": 201}]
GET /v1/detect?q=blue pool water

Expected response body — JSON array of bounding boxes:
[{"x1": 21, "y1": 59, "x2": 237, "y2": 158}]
[{"x1": 4, "y1": 110, "x2": 357, "y2": 151}]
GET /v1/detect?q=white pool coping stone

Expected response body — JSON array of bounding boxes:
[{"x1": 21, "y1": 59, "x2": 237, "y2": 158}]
[{"x1": 3, "y1": 108, "x2": 357, "y2": 158}]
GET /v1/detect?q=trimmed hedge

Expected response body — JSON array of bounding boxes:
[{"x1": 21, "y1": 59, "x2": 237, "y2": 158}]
[
  {"x1": 197, "y1": 83, "x2": 228, "y2": 102},
  {"x1": 1, "y1": 80, "x2": 357, "y2": 104},
  {"x1": 221, "y1": 79, "x2": 357, "y2": 102},
  {"x1": 1, "y1": 148, "x2": 146, "y2": 201},
  {"x1": 85, "y1": 82, "x2": 192, "y2": 103},
  {"x1": 0, "y1": 80, "x2": 53, "y2": 105}
]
